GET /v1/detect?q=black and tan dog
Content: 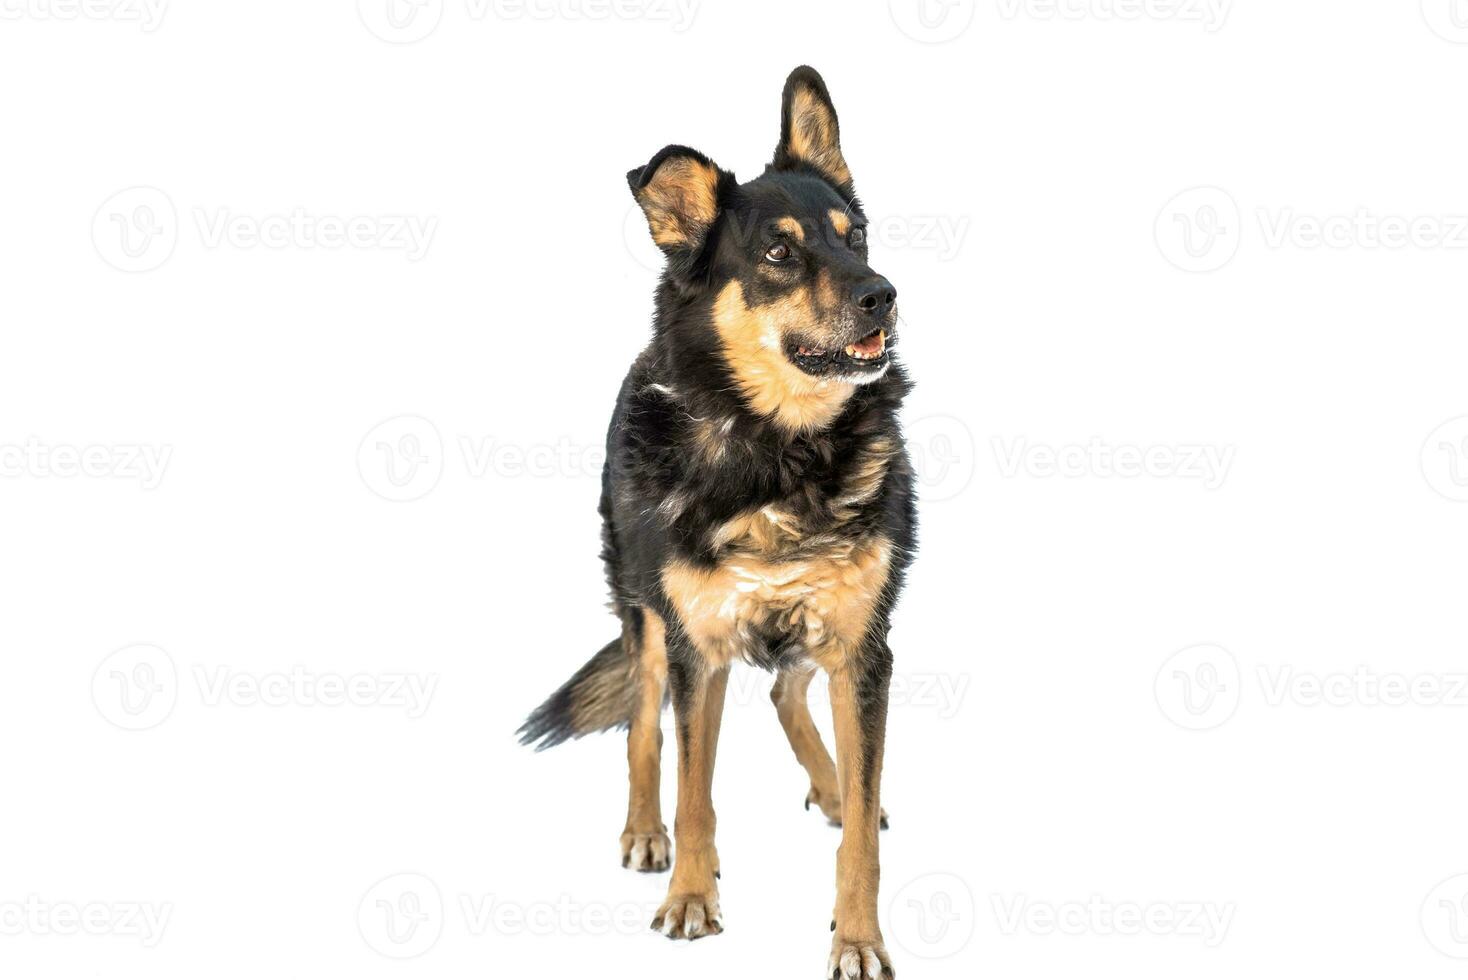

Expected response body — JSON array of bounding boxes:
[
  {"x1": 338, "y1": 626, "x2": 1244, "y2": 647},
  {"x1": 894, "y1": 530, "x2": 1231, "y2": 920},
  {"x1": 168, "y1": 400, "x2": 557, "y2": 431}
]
[{"x1": 520, "y1": 66, "x2": 915, "y2": 980}]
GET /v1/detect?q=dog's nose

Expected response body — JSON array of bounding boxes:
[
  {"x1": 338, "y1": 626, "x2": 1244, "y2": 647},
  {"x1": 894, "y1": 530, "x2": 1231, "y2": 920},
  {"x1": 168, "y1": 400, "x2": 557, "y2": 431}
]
[{"x1": 853, "y1": 277, "x2": 897, "y2": 316}]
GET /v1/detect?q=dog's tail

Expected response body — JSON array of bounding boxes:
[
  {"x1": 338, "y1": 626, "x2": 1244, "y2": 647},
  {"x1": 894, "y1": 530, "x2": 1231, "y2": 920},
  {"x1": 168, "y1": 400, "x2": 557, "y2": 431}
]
[{"x1": 518, "y1": 637, "x2": 635, "y2": 750}]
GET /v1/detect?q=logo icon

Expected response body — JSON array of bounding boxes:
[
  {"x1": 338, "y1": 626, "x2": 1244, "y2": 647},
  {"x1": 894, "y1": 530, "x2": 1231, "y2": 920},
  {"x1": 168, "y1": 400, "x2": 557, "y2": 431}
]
[
  {"x1": 907, "y1": 415, "x2": 976, "y2": 503},
  {"x1": 358, "y1": 872, "x2": 444, "y2": 958},
  {"x1": 1423, "y1": 0, "x2": 1468, "y2": 42},
  {"x1": 623, "y1": 203, "x2": 666, "y2": 273},
  {"x1": 92, "y1": 187, "x2": 178, "y2": 273},
  {"x1": 92, "y1": 644, "x2": 179, "y2": 730},
  {"x1": 1155, "y1": 186, "x2": 1241, "y2": 273},
  {"x1": 887, "y1": 872, "x2": 975, "y2": 959},
  {"x1": 1423, "y1": 874, "x2": 1468, "y2": 958},
  {"x1": 1421, "y1": 417, "x2": 1468, "y2": 502},
  {"x1": 889, "y1": 0, "x2": 976, "y2": 43},
  {"x1": 357, "y1": 415, "x2": 444, "y2": 502},
  {"x1": 357, "y1": 0, "x2": 444, "y2": 43},
  {"x1": 1155, "y1": 644, "x2": 1240, "y2": 731}
]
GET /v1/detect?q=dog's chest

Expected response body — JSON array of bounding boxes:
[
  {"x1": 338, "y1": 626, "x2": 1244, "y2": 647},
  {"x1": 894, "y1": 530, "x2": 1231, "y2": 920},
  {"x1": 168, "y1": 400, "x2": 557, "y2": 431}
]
[
  {"x1": 657, "y1": 428, "x2": 897, "y2": 668},
  {"x1": 662, "y1": 531, "x2": 891, "y2": 670}
]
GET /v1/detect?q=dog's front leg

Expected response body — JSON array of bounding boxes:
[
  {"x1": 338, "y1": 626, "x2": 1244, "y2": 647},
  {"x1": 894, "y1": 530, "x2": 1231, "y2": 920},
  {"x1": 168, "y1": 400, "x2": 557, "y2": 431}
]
[
  {"x1": 651, "y1": 643, "x2": 728, "y2": 940},
  {"x1": 622, "y1": 609, "x2": 671, "y2": 872},
  {"x1": 826, "y1": 640, "x2": 895, "y2": 979}
]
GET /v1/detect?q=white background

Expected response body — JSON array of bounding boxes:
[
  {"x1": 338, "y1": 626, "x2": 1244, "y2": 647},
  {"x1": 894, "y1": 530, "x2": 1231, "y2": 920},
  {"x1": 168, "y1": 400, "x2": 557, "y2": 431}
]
[{"x1": 3, "y1": 0, "x2": 1468, "y2": 977}]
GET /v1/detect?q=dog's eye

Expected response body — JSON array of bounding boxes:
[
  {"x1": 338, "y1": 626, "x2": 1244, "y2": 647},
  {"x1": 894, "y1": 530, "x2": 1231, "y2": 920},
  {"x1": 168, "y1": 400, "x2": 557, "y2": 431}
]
[
  {"x1": 765, "y1": 243, "x2": 792, "y2": 263},
  {"x1": 850, "y1": 227, "x2": 867, "y2": 247}
]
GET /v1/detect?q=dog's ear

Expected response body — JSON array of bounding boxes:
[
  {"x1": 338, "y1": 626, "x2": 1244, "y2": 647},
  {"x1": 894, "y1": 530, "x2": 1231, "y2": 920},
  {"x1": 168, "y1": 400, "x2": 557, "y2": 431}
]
[
  {"x1": 772, "y1": 66, "x2": 853, "y2": 194},
  {"x1": 627, "y1": 145, "x2": 732, "y2": 283}
]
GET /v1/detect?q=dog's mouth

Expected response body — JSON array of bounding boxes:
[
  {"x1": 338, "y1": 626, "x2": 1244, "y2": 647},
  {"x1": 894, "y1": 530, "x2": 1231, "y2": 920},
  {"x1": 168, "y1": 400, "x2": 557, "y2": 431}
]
[{"x1": 790, "y1": 328, "x2": 890, "y2": 376}]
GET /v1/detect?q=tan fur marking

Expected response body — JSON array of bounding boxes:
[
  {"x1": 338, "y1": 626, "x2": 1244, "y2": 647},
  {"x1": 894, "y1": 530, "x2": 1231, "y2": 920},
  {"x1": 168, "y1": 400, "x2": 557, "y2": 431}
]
[
  {"x1": 712, "y1": 280, "x2": 854, "y2": 433},
  {"x1": 829, "y1": 664, "x2": 885, "y2": 940},
  {"x1": 692, "y1": 415, "x2": 735, "y2": 463},
  {"x1": 656, "y1": 664, "x2": 729, "y2": 937},
  {"x1": 776, "y1": 216, "x2": 806, "y2": 242},
  {"x1": 833, "y1": 436, "x2": 896, "y2": 520},
  {"x1": 829, "y1": 208, "x2": 851, "y2": 237},
  {"x1": 635, "y1": 155, "x2": 720, "y2": 248},
  {"x1": 661, "y1": 537, "x2": 892, "y2": 669},
  {"x1": 789, "y1": 86, "x2": 852, "y2": 187},
  {"x1": 622, "y1": 609, "x2": 669, "y2": 861},
  {"x1": 815, "y1": 269, "x2": 840, "y2": 311},
  {"x1": 710, "y1": 505, "x2": 804, "y2": 555}
]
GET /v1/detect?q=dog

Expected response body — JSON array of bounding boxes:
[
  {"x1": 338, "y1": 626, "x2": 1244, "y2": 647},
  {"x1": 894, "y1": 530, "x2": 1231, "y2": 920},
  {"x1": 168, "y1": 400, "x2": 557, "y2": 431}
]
[{"x1": 519, "y1": 66, "x2": 915, "y2": 980}]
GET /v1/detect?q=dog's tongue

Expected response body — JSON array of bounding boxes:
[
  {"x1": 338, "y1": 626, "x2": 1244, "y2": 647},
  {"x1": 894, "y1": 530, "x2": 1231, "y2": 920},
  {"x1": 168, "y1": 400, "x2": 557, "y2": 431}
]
[{"x1": 848, "y1": 330, "x2": 884, "y2": 356}]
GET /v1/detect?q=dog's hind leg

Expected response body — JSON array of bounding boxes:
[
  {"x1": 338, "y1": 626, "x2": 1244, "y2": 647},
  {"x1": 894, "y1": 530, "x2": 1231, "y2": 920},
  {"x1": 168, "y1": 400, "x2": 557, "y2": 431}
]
[
  {"x1": 621, "y1": 608, "x2": 671, "y2": 872},
  {"x1": 771, "y1": 667, "x2": 888, "y2": 829},
  {"x1": 771, "y1": 667, "x2": 844, "y2": 823}
]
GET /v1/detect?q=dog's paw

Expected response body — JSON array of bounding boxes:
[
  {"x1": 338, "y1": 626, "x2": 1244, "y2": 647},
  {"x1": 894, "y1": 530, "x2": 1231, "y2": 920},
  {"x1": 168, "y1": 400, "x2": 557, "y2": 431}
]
[
  {"x1": 805, "y1": 784, "x2": 844, "y2": 824},
  {"x1": 806, "y1": 787, "x2": 890, "y2": 830},
  {"x1": 651, "y1": 891, "x2": 723, "y2": 940},
  {"x1": 620, "y1": 829, "x2": 671, "y2": 872},
  {"x1": 827, "y1": 937, "x2": 894, "y2": 979}
]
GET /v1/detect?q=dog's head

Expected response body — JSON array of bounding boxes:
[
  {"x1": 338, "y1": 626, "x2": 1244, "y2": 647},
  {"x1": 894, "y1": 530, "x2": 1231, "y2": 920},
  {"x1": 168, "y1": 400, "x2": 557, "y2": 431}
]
[{"x1": 628, "y1": 67, "x2": 898, "y2": 430}]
